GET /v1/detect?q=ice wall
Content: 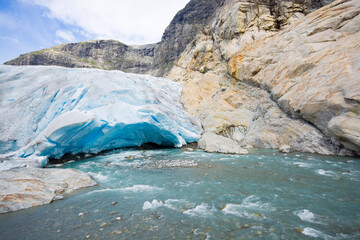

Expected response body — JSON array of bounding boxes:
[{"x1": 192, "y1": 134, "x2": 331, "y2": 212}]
[{"x1": 0, "y1": 65, "x2": 202, "y2": 168}]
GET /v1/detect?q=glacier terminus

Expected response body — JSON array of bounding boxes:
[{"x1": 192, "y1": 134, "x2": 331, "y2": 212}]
[{"x1": 0, "y1": 65, "x2": 202, "y2": 169}]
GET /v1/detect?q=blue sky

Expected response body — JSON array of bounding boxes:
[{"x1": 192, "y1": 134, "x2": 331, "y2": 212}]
[{"x1": 0, "y1": 0, "x2": 190, "y2": 64}]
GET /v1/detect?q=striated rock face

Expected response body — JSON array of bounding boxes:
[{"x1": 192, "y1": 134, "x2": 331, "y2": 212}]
[
  {"x1": 167, "y1": 0, "x2": 346, "y2": 155},
  {"x1": 152, "y1": 0, "x2": 226, "y2": 76},
  {"x1": 0, "y1": 168, "x2": 97, "y2": 213},
  {"x1": 5, "y1": 40, "x2": 158, "y2": 74},
  {"x1": 228, "y1": 0, "x2": 360, "y2": 155}
]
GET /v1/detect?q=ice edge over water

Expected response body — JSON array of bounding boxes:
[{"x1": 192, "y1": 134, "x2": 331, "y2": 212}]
[{"x1": 0, "y1": 65, "x2": 202, "y2": 169}]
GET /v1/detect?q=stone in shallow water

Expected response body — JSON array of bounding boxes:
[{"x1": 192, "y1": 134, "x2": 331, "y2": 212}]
[
  {"x1": 0, "y1": 168, "x2": 97, "y2": 213},
  {"x1": 279, "y1": 145, "x2": 291, "y2": 153}
]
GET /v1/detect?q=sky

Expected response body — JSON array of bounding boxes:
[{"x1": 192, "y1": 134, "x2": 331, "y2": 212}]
[{"x1": 0, "y1": 0, "x2": 190, "y2": 64}]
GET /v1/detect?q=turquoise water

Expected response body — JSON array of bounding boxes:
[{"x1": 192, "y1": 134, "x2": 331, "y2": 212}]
[{"x1": 0, "y1": 149, "x2": 359, "y2": 239}]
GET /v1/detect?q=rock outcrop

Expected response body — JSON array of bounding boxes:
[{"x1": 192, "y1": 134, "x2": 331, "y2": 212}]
[
  {"x1": 152, "y1": 0, "x2": 226, "y2": 76},
  {"x1": 166, "y1": 0, "x2": 355, "y2": 155},
  {"x1": 0, "y1": 168, "x2": 97, "y2": 213},
  {"x1": 198, "y1": 132, "x2": 249, "y2": 154},
  {"x1": 228, "y1": 0, "x2": 360, "y2": 155}
]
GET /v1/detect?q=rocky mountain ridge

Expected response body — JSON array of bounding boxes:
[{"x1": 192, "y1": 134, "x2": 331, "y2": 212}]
[
  {"x1": 5, "y1": 0, "x2": 330, "y2": 76},
  {"x1": 5, "y1": 40, "x2": 158, "y2": 74},
  {"x1": 5, "y1": 0, "x2": 225, "y2": 76}
]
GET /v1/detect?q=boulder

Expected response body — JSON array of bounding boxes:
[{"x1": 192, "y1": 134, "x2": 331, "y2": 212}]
[
  {"x1": 198, "y1": 132, "x2": 248, "y2": 154},
  {"x1": 0, "y1": 168, "x2": 97, "y2": 213}
]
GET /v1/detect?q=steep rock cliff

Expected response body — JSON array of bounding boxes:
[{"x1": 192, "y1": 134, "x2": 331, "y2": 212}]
[
  {"x1": 166, "y1": 0, "x2": 360, "y2": 155},
  {"x1": 228, "y1": 0, "x2": 360, "y2": 155},
  {"x1": 152, "y1": 0, "x2": 226, "y2": 76}
]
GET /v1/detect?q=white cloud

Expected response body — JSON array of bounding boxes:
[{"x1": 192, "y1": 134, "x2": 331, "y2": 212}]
[
  {"x1": 0, "y1": 12, "x2": 19, "y2": 30},
  {"x1": 0, "y1": 36, "x2": 19, "y2": 44},
  {"x1": 29, "y1": 0, "x2": 190, "y2": 44},
  {"x1": 55, "y1": 30, "x2": 76, "y2": 43}
]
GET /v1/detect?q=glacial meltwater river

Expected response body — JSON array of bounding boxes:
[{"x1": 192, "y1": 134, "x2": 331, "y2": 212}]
[{"x1": 0, "y1": 149, "x2": 359, "y2": 239}]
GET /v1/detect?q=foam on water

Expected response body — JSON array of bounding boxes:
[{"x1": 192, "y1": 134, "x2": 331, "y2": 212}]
[
  {"x1": 142, "y1": 199, "x2": 190, "y2": 211},
  {"x1": 183, "y1": 203, "x2": 216, "y2": 217},
  {"x1": 143, "y1": 200, "x2": 165, "y2": 210},
  {"x1": 303, "y1": 227, "x2": 333, "y2": 239},
  {"x1": 317, "y1": 169, "x2": 337, "y2": 177},
  {"x1": 85, "y1": 188, "x2": 125, "y2": 195},
  {"x1": 88, "y1": 172, "x2": 111, "y2": 183},
  {"x1": 294, "y1": 209, "x2": 317, "y2": 223},
  {"x1": 294, "y1": 162, "x2": 313, "y2": 168},
  {"x1": 86, "y1": 185, "x2": 163, "y2": 196},
  {"x1": 222, "y1": 195, "x2": 274, "y2": 219},
  {"x1": 121, "y1": 185, "x2": 164, "y2": 193}
]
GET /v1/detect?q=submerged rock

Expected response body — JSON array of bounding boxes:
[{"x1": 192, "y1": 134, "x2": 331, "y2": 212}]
[{"x1": 0, "y1": 168, "x2": 97, "y2": 213}]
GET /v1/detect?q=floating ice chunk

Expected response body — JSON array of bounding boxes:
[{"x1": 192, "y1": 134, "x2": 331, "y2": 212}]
[{"x1": 0, "y1": 65, "x2": 202, "y2": 167}]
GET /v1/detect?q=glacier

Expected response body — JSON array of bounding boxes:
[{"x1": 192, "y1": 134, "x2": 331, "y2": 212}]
[{"x1": 0, "y1": 65, "x2": 202, "y2": 169}]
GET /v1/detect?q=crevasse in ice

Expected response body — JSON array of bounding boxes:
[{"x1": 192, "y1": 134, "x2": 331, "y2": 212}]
[{"x1": 0, "y1": 65, "x2": 202, "y2": 168}]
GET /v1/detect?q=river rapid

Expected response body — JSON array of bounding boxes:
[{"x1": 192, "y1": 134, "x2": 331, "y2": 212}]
[{"x1": 0, "y1": 149, "x2": 359, "y2": 239}]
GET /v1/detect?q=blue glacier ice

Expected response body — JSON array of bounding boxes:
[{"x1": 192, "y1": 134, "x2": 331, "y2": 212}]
[{"x1": 0, "y1": 65, "x2": 202, "y2": 168}]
